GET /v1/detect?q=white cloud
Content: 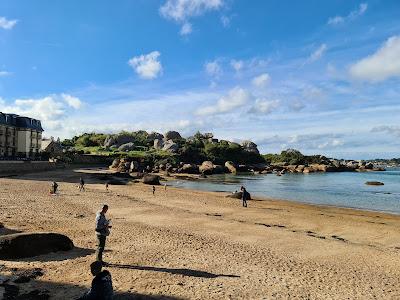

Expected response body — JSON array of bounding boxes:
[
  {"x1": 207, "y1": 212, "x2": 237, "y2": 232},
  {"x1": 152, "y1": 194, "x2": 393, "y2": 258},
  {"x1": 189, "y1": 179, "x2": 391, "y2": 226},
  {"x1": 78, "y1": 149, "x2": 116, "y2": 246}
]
[
  {"x1": 318, "y1": 139, "x2": 344, "y2": 149},
  {"x1": 289, "y1": 100, "x2": 306, "y2": 112},
  {"x1": 252, "y1": 73, "x2": 270, "y2": 88},
  {"x1": 371, "y1": 125, "x2": 400, "y2": 137},
  {"x1": 230, "y1": 59, "x2": 243, "y2": 72},
  {"x1": 180, "y1": 22, "x2": 192, "y2": 35},
  {"x1": 196, "y1": 87, "x2": 251, "y2": 115},
  {"x1": 308, "y1": 44, "x2": 327, "y2": 63},
  {"x1": 0, "y1": 71, "x2": 11, "y2": 77},
  {"x1": 205, "y1": 60, "x2": 222, "y2": 77},
  {"x1": 160, "y1": 0, "x2": 224, "y2": 34},
  {"x1": 328, "y1": 3, "x2": 368, "y2": 26},
  {"x1": 0, "y1": 17, "x2": 18, "y2": 30},
  {"x1": 221, "y1": 15, "x2": 230, "y2": 27},
  {"x1": 128, "y1": 51, "x2": 163, "y2": 79},
  {"x1": 248, "y1": 99, "x2": 279, "y2": 115},
  {"x1": 0, "y1": 94, "x2": 85, "y2": 133},
  {"x1": 62, "y1": 94, "x2": 83, "y2": 109},
  {"x1": 349, "y1": 36, "x2": 400, "y2": 82},
  {"x1": 160, "y1": 0, "x2": 224, "y2": 22}
]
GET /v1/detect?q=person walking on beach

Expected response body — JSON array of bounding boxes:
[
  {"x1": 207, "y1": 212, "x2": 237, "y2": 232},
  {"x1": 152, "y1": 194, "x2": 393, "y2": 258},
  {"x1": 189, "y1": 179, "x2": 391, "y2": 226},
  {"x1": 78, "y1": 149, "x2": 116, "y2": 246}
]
[
  {"x1": 77, "y1": 261, "x2": 113, "y2": 300},
  {"x1": 164, "y1": 183, "x2": 167, "y2": 191},
  {"x1": 95, "y1": 205, "x2": 112, "y2": 265},
  {"x1": 152, "y1": 185, "x2": 156, "y2": 195},
  {"x1": 79, "y1": 177, "x2": 85, "y2": 192},
  {"x1": 50, "y1": 181, "x2": 58, "y2": 195},
  {"x1": 241, "y1": 186, "x2": 249, "y2": 208},
  {"x1": 105, "y1": 182, "x2": 109, "y2": 192}
]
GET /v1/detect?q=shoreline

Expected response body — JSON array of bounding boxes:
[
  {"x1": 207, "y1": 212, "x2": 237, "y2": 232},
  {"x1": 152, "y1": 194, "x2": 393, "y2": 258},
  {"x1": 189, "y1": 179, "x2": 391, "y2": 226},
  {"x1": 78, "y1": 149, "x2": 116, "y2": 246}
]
[
  {"x1": 2, "y1": 169, "x2": 400, "y2": 298},
  {"x1": 169, "y1": 184, "x2": 400, "y2": 220}
]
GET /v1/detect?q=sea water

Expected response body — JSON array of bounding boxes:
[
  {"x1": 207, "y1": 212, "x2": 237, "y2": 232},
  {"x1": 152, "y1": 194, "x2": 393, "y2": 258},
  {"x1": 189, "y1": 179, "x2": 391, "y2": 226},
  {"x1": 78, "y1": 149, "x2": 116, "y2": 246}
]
[{"x1": 171, "y1": 168, "x2": 400, "y2": 214}]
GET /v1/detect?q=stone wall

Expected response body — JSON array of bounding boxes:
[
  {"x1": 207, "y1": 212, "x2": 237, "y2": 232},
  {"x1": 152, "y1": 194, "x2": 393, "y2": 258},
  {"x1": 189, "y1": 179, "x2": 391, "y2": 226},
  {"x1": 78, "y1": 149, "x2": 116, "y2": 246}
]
[{"x1": 0, "y1": 161, "x2": 57, "y2": 174}]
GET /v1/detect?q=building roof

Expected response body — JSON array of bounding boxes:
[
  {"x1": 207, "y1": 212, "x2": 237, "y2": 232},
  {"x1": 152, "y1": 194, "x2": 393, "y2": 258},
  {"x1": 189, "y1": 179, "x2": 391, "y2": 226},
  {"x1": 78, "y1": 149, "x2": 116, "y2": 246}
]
[
  {"x1": 41, "y1": 139, "x2": 63, "y2": 152},
  {"x1": 0, "y1": 112, "x2": 43, "y2": 131}
]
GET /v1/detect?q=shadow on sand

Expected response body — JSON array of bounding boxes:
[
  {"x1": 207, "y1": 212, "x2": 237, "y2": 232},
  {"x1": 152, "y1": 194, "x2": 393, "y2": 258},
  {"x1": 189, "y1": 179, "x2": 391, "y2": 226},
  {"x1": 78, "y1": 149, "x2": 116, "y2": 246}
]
[
  {"x1": 0, "y1": 272, "x2": 182, "y2": 300},
  {"x1": 7, "y1": 247, "x2": 95, "y2": 263},
  {"x1": 107, "y1": 263, "x2": 240, "y2": 279}
]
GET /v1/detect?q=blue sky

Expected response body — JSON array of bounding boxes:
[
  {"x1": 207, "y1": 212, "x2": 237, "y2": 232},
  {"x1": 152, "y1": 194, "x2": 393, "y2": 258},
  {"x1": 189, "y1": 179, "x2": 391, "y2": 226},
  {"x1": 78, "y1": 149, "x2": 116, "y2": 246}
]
[{"x1": 0, "y1": 0, "x2": 400, "y2": 158}]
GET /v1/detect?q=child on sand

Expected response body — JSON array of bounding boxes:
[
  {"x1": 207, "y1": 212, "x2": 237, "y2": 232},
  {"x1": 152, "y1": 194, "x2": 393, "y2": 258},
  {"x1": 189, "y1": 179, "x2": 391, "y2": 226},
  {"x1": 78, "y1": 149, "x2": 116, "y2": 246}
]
[
  {"x1": 240, "y1": 186, "x2": 249, "y2": 208},
  {"x1": 79, "y1": 177, "x2": 85, "y2": 192},
  {"x1": 50, "y1": 181, "x2": 58, "y2": 195},
  {"x1": 77, "y1": 261, "x2": 113, "y2": 300}
]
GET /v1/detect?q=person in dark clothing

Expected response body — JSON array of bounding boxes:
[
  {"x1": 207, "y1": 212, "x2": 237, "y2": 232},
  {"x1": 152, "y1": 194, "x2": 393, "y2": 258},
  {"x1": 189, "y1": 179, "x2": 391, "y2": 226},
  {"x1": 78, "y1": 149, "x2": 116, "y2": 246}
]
[
  {"x1": 240, "y1": 186, "x2": 249, "y2": 208},
  {"x1": 77, "y1": 261, "x2": 113, "y2": 300},
  {"x1": 50, "y1": 181, "x2": 58, "y2": 195},
  {"x1": 79, "y1": 177, "x2": 85, "y2": 192},
  {"x1": 95, "y1": 205, "x2": 111, "y2": 264},
  {"x1": 152, "y1": 185, "x2": 155, "y2": 195}
]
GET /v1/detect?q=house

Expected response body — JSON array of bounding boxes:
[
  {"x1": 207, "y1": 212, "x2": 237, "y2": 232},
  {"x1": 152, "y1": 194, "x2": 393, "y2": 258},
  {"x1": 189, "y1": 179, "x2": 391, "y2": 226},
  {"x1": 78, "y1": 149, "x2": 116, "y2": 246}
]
[
  {"x1": 41, "y1": 138, "x2": 63, "y2": 155},
  {"x1": 0, "y1": 113, "x2": 43, "y2": 158}
]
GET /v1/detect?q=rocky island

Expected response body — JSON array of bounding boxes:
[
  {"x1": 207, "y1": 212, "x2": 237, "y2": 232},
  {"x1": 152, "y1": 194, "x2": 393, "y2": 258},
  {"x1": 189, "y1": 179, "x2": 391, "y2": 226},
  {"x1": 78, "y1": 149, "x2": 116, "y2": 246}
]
[{"x1": 57, "y1": 130, "x2": 385, "y2": 177}]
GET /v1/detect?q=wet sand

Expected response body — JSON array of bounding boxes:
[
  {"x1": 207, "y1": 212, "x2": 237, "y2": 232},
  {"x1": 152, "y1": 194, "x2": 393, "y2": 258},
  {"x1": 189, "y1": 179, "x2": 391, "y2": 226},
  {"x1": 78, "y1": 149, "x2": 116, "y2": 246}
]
[{"x1": 1, "y1": 168, "x2": 400, "y2": 299}]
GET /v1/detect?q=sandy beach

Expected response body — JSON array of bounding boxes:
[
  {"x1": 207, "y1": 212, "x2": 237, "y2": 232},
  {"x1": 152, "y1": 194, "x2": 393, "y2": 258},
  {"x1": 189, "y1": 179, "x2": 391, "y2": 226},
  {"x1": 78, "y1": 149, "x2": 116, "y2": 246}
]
[{"x1": 1, "y1": 168, "x2": 400, "y2": 299}]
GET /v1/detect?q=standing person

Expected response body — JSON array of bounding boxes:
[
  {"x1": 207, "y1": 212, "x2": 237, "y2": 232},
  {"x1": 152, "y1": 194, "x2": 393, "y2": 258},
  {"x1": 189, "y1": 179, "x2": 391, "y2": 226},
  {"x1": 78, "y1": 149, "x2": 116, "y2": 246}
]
[
  {"x1": 95, "y1": 205, "x2": 111, "y2": 265},
  {"x1": 164, "y1": 183, "x2": 167, "y2": 191},
  {"x1": 240, "y1": 186, "x2": 249, "y2": 208},
  {"x1": 79, "y1": 177, "x2": 85, "y2": 192},
  {"x1": 77, "y1": 261, "x2": 113, "y2": 300},
  {"x1": 50, "y1": 181, "x2": 58, "y2": 195},
  {"x1": 105, "y1": 182, "x2": 109, "y2": 192},
  {"x1": 152, "y1": 185, "x2": 155, "y2": 195}
]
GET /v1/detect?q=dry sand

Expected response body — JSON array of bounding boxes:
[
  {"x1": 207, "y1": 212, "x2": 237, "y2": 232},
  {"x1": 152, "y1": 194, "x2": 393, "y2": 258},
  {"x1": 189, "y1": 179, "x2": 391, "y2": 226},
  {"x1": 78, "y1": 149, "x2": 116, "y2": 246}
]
[{"x1": 1, "y1": 168, "x2": 400, "y2": 299}]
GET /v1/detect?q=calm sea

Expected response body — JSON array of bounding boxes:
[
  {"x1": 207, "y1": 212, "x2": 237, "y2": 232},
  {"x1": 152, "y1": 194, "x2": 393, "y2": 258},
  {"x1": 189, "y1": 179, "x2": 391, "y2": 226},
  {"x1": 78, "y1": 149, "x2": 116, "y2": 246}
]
[{"x1": 171, "y1": 168, "x2": 400, "y2": 214}]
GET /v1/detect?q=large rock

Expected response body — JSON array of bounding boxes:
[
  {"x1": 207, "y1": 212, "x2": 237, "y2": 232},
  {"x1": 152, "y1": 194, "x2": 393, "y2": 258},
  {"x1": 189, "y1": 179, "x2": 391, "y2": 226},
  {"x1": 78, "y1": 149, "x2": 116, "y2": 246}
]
[
  {"x1": 154, "y1": 139, "x2": 164, "y2": 150},
  {"x1": 365, "y1": 181, "x2": 384, "y2": 186},
  {"x1": 241, "y1": 140, "x2": 260, "y2": 154},
  {"x1": 225, "y1": 161, "x2": 237, "y2": 174},
  {"x1": 129, "y1": 161, "x2": 139, "y2": 172},
  {"x1": 164, "y1": 131, "x2": 182, "y2": 141},
  {"x1": 162, "y1": 140, "x2": 179, "y2": 153},
  {"x1": 104, "y1": 134, "x2": 134, "y2": 148},
  {"x1": 309, "y1": 164, "x2": 335, "y2": 172},
  {"x1": 147, "y1": 132, "x2": 164, "y2": 142},
  {"x1": 0, "y1": 233, "x2": 74, "y2": 259},
  {"x1": 118, "y1": 142, "x2": 135, "y2": 152},
  {"x1": 109, "y1": 158, "x2": 120, "y2": 169},
  {"x1": 199, "y1": 161, "x2": 214, "y2": 175},
  {"x1": 142, "y1": 174, "x2": 160, "y2": 185},
  {"x1": 181, "y1": 164, "x2": 199, "y2": 174}
]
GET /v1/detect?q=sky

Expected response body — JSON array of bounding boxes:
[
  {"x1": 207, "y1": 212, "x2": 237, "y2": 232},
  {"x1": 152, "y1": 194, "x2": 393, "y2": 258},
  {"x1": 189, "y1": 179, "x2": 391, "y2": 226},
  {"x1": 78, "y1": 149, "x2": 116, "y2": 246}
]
[{"x1": 0, "y1": 0, "x2": 399, "y2": 159}]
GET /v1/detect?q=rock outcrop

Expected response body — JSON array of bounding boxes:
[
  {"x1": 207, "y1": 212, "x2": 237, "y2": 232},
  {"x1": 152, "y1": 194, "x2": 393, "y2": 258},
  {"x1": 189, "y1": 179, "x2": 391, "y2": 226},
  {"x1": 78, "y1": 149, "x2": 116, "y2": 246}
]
[
  {"x1": 180, "y1": 164, "x2": 199, "y2": 174},
  {"x1": 154, "y1": 139, "x2": 164, "y2": 150},
  {"x1": 147, "y1": 132, "x2": 164, "y2": 142},
  {"x1": 118, "y1": 142, "x2": 135, "y2": 152},
  {"x1": 241, "y1": 140, "x2": 260, "y2": 154},
  {"x1": 199, "y1": 161, "x2": 214, "y2": 175},
  {"x1": 164, "y1": 131, "x2": 182, "y2": 141},
  {"x1": 162, "y1": 140, "x2": 179, "y2": 153},
  {"x1": 0, "y1": 233, "x2": 74, "y2": 259},
  {"x1": 365, "y1": 181, "x2": 384, "y2": 186},
  {"x1": 142, "y1": 174, "x2": 161, "y2": 185},
  {"x1": 104, "y1": 134, "x2": 134, "y2": 148},
  {"x1": 225, "y1": 161, "x2": 237, "y2": 173}
]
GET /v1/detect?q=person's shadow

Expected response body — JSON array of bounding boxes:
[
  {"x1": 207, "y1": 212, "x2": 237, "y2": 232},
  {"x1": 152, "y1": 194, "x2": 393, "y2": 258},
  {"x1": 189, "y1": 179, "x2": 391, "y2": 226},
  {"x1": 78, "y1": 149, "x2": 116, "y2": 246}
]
[{"x1": 106, "y1": 263, "x2": 240, "y2": 279}]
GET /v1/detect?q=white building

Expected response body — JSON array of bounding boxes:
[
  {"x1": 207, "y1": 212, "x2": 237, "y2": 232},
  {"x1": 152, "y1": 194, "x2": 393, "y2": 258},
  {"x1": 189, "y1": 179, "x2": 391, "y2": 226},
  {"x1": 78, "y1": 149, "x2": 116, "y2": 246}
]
[{"x1": 0, "y1": 113, "x2": 43, "y2": 158}]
